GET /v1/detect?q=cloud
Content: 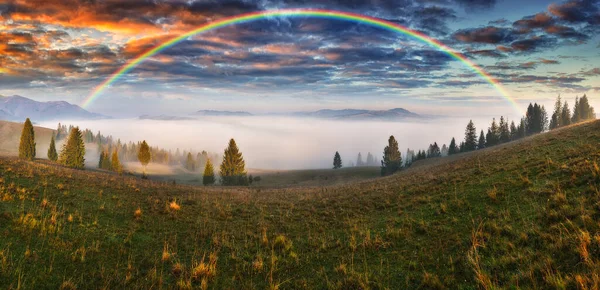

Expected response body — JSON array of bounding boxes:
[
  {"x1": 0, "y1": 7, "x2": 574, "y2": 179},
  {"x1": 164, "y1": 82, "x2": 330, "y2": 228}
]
[{"x1": 453, "y1": 26, "x2": 515, "y2": 44}]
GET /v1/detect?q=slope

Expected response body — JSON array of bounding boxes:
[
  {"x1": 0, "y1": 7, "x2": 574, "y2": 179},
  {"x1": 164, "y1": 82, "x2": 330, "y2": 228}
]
[{"x1": 0, "y1": 120, "x2": 599, "y2": 289}]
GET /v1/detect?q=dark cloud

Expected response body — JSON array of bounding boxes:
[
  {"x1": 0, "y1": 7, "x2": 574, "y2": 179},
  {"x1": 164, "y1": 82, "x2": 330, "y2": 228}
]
[
  {"x1": 453, "y1": 26, "x2": 515, "y2": 44},
  {"x1": 465, "y1": 49, "x2": 507, "y2": 58},
  {"x1": 548, "y1": 0, "x2": 600, "y2": 24}
]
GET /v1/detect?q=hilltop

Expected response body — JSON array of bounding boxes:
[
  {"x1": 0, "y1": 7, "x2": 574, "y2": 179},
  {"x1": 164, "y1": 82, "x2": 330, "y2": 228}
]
[
  {"x1": 0, "y1": 95, "x2": 108, "y2": 121},
  {"x1": 0, "y1": 120, "x2": 599, "y2": 289}
]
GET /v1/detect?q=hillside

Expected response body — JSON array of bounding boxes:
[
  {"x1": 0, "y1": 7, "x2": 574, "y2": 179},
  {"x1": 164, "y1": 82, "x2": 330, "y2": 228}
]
[
  {"x1": 0, "y1": 120, "x2": 55, "y2": 156},
  {"x1": 1, "y1": 120, "x2": 600, "y2": 289}
]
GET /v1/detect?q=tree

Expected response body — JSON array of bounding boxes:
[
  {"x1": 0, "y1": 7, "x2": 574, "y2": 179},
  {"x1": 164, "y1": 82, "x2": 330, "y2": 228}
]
[
  {"x1": 486, "y1": 118, "x2": 499, "y2": 147},
  {"x1": 572, "y1": 96, "x2": 580, "y2": 123},
  {"x1": 428, "y1": 142, "x2": 441, "y2": 158},
  {"x1": 98, "y1": 150, "x2": 105, "y2": 169},
  {"x1": 59, "y1": 127, "x2": 85, "y2": 169},
  {"x1": 333, "y1": 151, "x2": 342, "y2": 169},
  {"x1": 111, "y1": 149, "x2": 122, "y2": 174},
  {"x1": 577, "y1": 95, "x2": 595, "y2": 121},
  {"x1": 448, "y1": 137, "x2": 458, "y2": 155},
  {"x1": 510, "y1": 121, "x2": 518, "y2": 140},
  {"x1": 550, "y1": 95, "x2": 562, "y2": 130},
  {"x1": 186, "y1": 152, "x2": 195, "y2": 171},
  {"x1": 441, "y1": 144, "x2": 448, "y2": 156},
  {"x1": 526, "y1": 103, "x2": 547, "y2": 135},
  {"x1": 499, "y1": 116, "x2": 510, "y2": 143},
  {"x1": 517, "y1": 118, "x2": 526, "y2": 139},
  {"x1": 19, "y1": 118, "x2": 36, "y2": 160},
  {"x1": 248, "y1": 174, "x2": 254, "y2": 185},
  {"x1": 47, "y1": 134, "x2": 58, "y2": 161},
  {"x1": 219, "y1": 139, "x2": 248, "y2": 186},
  {"x1": 464, "y1": 120, "x2": 478, "y2": 152},
  {"x1": 381, "y1": 135, "x2": 401, "y2": 176},
  {"x1": 560, "y1": 101, "x2": 571, "y2": 127},
  {"x1": 101, "y1": 149, "x2": 112, "y2": 170},
  {"x1": 138, "y1": 140, "x2": 151, "y2": 178},
  {"x1": 356, "y1": 152, "x2": 364, "y2": 167},
  {"x1": 202, "y1": 159, "x2": 216, "y2": 186},
  {"x1": 478, "y1": 130, "x2": 486, "y2": 150},
  {"x1": 366, "y1": 152, "x2": 375, "y2": 166}
]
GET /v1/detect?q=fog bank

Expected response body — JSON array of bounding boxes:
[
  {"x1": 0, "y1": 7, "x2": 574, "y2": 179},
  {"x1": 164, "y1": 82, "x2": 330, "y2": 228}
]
[{"x1": 39, "y1": 116, "x2": 497, "y2": 170}]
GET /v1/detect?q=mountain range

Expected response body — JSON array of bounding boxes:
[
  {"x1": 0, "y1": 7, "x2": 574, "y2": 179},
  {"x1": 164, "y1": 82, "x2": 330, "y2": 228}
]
[{"x1": 0, "y1": 95, "x2": 108, "y2": 122}]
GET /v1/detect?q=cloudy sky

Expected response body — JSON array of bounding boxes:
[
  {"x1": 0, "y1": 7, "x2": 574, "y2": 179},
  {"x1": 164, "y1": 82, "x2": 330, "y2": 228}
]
[{"x1": 0, "y1": 0, "x2": 599, "y2": 118}]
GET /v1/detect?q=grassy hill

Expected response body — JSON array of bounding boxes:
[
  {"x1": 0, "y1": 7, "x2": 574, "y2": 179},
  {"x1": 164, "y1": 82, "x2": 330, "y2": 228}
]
[
  {"x1": 1, "y1": 120, "x2": 600, "y2": 289},
  {"x1": 0, "y1": 120, "x2": 54, "y2": 156}
]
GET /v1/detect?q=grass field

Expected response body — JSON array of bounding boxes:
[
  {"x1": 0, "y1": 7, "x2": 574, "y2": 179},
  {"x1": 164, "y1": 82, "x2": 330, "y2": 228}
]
[{"x1": 1, "y1": 120, "x2": 600, "y2": 289}]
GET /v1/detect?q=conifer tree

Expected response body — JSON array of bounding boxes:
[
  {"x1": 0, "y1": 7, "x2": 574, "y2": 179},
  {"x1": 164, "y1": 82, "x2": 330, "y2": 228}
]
[
  {"x1": 487, "y1": 118, "x2": 499, "y2": 146},
  {"x1": 19, "y1": 118, "x2": 36, "y2": 160},
  {"x1": 572, "y1": 96, "x2": 580, "y2": 123},
  {"x1": 381, "y1": 135, "x2": 401, "y2": 176},
  {"x1": 186, "y1": 152, "x2": 195, "y2": 171},
  {"x1": 478, "y1": 130, "x2": 486, "y2": 149},
  {"x1": 366, "y1": 152, "x2": 374, "y2": 166},
  {"x1": 356, "y1": 152, "x2": 364, "y2": 167},
  {"x1": 441, "y1": 144, "x2": 448, "y2": 156},
  {"x1": 464, "y1": 120, "x2": 478, "y2": 152},
  {"x1": 101, "y1": 149, "x2": 112, "y2": 170},
  {"x1": 98, "y1": 150, "x2": 105, "y2": 169},
  {"x1": 499, "y1": 116, "x2": 510, "y2": 143},
  {"x1": 448, "y1": 137, "x2": 458, "y2": 155},
  {"x1": 47, "y1": 134, "x2": 58, "y2": 161},
  {"x1": 138, "y1": 140, "x2": 151, "y2": 178},
  {"x1": 333, "y1": 151, "x2": 342, "y2": 169},
  {"x1": 510, "y1": 121, "x2": 517, "y2": 140},
  {"x1": 203, "y1": 159, "x2": 216, "y2": 186},
  {"x1": 219, "y1": 139, "x2": 248, "y2": 186},
  {"x1": 59, "y1": 127, "x2": 85, "y2": 169},
  {"x1": 550, "y1": 95, "x2": 562, "y2": 130},
  {"x1": 111, "y1": 149, "x2": 122, "y2": 174},
  {"x1": 560, "y1": 101, "x2": 571, "y2": 127}
]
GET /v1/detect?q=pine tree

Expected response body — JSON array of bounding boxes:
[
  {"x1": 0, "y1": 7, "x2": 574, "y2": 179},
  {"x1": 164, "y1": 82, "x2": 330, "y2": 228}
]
[
  {"x1": 517, "y1": 118, "x2": 526, "y2": 139},
  {"x1": 333, "y1": 152, "x2": 342, "y2": 169},
  {"x1": 47, "y1": 134, "x2": 58, "y2": 161},
  {"x1": 381, "y1": 135, "x2": 401, "y2": 176},
  {"x1": 59, "y1": 127, "x2": 85, "y2": 169},
  {"x1": 356, "y1": 152, "x2": 364, "y2": 167},
  {"x1": 478, "y1": 130, "x2": 486, "y2": 149},
  {"x1": 510, "y1": 121, "x2": 517, "y2": 140},
  {"x1": 550, "y1": 95, "x2": 562, "y2": 130},
  {"x1": 499, "y1": 116, "x2": 510, "y2": 143},
  {"x1": 111, "y1": 149, "x2": 122, "y2": 174},
  {"x1": 578, "y1": 95, "x2": 595, "y2": 121},
  {"x1": 464, "y1": 120, "x2": 478, "y2": 152},
  {"x1": 203, "y1": 159, "x2": 216, "y2": 186},
  {"x1": 219, "y1": 139, "x2": 248, "y2": 186},
  {"x1": 448, "y1": 137, "x2": 458, "y2": 155},
  {"x1": 441, "y1": 144, "x2": 448, "y2": 156},
  {"x1": 560, "y1": 101, "x2": 571, "y2": 127},
  {"x1": 186, "y1": 152, "x2": 195, "y2": 171},
  {"x1": 101, "y1": 149, "x2": 112, "y2": 170},
  {"x1": 366, "y1": 152, "x2": 374, "y2": 166},
  {"x1": 98, "y1": 150, "x2": 105, "y2": 169},
  {"x1": 487, "y1": 118, "x2": 499, "y2": 146},
  {"x1": 19, "y1": 118, "x2": 36, "y2": 160},
  {"x1": 138, "y1": 140, "x2": 151, "y2": 178},
  {"x1": 572, "y1": 97, "x2": 580, "y2": 123}
]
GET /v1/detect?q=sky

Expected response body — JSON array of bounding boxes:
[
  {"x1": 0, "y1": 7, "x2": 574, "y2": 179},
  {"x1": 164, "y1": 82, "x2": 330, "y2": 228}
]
[{"x1": 0, "y1": 0, "x2": 599, "y2": 118}]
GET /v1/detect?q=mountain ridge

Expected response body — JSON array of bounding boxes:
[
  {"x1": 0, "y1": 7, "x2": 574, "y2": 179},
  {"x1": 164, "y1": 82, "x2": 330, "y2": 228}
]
[{"x1": 0, "y1": 95, "x2": 109, "y2": 121}]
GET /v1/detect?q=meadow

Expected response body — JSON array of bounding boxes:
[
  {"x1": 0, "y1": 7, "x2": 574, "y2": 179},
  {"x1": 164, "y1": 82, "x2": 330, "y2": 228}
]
[{"x1": 0, "y1": 120, "x2": 599, "y2": 289}]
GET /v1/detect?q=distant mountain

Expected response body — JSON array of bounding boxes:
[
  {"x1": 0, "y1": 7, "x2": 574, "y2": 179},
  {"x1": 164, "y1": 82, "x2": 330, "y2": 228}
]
[
  {"x1": 139, "y1": 114, "x2": 196, "y2": 121},
  {"x1": 192, "y1": 110, "x2": 253, "y2": 117},
  {"x1": 291, "y1": 108, "x2": 421, "y2": 120},
  {"x1": 0, "y1": 95, "x2": 109, "y2": 122}
]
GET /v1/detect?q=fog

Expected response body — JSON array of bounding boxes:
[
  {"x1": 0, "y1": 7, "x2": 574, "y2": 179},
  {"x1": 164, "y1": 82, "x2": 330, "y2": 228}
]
[{"x1": 39, "y1": 116, "x2": 497, "y2": 170}]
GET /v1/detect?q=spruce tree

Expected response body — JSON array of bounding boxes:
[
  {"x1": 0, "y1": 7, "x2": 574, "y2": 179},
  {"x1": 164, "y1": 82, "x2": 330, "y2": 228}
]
[
  {"x1": 47, "y1": 134, "x2": 58, "y2": 161},
  {"x1": 487, "y1": 118, "x2": 499, "y2": 146},
  {"x1": 550, "y1": 95, "x2": 562, "y2": 130},
  {"x1": 464, "y1": 120, "x2": 478, "y2": 152},
  {"x1": 381, "y1": 135, "x2": 401, "y2": 176},
  {"x1": 560, "y1": 101, "x2": 571, "y2": 127},
  {"x1": 186, "y1": 152, "x2": 195, "y2": 171},
  {"x1": 219, "y1": 139, "x2": 248, "y2": 186},
  {"x1": 510, "y1": 121, "x2": 517, "y2": 140},
  {"x1": 59, "y1": 127, "x2": 85, "y2": 169},
  {"x1": 448, "y1": 137, "x2": 458, "y2": 155},
  {"x1": 356, "y1": 152, "x2": 363, "y2": 167},
  {"x1": 572, "y1": 97, "x2": 580, "y2": 123},
  {"x1": 111, "y1": 149, "x2": 122, "y2": 174},
  {"x1": 102, "y1": 149, "x2": 112, "y2": 170},
  {"x1": 333, "y1": 151, "x2": 342, "y2": 169},
  {"x1": 499, "y1": 116, "x2": 510, "y2": 143},
  {"x1": 203, "y1": 159, "x2": 216, "y2": 185},
  {"x1": 138, "y1": 140, "x2": 151, "y2": 177},
  {"x1": 478, "y1": 130, "x2": 486, "y2": 149},
  {"x1": 98, "y1": 150, "x2": 105, "y2": 169},
  {"x1": 19, "y1": 118, "x2": 36, "y2": 160}
]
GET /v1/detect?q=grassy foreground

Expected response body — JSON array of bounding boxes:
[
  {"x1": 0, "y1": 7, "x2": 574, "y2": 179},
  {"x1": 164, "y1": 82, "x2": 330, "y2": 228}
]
[{"x1": 1, "y1": 120, "x2": 600, "y2": 289}]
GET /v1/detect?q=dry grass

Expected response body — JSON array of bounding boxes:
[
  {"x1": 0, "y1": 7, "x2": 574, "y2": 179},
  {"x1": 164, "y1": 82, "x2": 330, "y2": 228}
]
[{"x1": 0, "y1": 119, "x2": 600, "y2": 288}]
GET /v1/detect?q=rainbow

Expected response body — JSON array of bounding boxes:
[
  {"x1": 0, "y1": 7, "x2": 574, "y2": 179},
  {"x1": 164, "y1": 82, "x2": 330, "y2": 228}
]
[{"x1": 82, "y1": 9, "x2": 518, "y2": 112}]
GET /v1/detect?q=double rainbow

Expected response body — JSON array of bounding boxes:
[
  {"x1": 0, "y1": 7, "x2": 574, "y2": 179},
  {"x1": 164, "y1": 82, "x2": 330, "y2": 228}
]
[{"x1": 82, "y1": 9, "x2": 517, "y2": 112}]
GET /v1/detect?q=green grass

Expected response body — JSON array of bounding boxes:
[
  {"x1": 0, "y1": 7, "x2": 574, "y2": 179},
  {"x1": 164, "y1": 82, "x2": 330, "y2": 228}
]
[{"x1": 1, "y1": 120, "x2": 600, "y2": 289}]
